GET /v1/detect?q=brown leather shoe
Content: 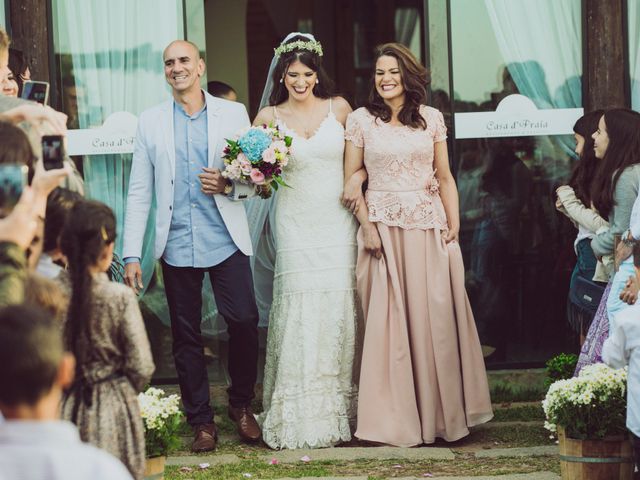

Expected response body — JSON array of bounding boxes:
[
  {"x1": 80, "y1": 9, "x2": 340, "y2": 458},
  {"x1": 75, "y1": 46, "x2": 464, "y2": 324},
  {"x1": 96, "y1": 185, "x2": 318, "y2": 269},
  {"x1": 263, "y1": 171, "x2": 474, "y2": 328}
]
[
  {"x1": 191, "y1": 423, "x2": 217, "y2": 452},
  {"x1": 228, "y1": 405, "x2": 261, "y2": 442}
]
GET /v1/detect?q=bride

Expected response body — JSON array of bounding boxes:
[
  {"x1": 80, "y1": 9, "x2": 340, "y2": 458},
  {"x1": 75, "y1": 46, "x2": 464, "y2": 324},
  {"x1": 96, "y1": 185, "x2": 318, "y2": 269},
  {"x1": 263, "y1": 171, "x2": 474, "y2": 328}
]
[{"x1": 251, "y1": 33, "x2": 359, "y2": 449}]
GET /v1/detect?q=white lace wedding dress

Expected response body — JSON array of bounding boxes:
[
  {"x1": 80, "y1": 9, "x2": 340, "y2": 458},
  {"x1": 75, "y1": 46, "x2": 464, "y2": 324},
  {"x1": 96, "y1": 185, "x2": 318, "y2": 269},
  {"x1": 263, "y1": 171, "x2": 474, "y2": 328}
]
[{"x1": 257, "y1": 100, "x2": 360, "y2": 449}]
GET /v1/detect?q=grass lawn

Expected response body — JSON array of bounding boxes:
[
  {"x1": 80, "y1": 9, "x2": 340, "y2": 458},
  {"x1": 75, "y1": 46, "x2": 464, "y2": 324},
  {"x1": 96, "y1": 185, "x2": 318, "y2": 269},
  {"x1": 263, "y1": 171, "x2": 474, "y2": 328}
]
[
  {"x1": 160, "y1": 383, "x2": 556, "y2": 479},
  {"x1": 164, "y1": 455, "x2": 559, "y2": 479}
]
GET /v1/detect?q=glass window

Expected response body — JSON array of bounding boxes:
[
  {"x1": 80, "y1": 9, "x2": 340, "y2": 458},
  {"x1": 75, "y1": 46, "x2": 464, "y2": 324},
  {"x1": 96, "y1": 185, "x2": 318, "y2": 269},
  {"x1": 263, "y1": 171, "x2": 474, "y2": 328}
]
[
  {"x1": 51, "y1": 0, "x2": 186, "y2": 380},
  {"x1": 450, "y1": 0, "x2": 582, "y2": 365},
  {"x1": 630, "y1": 0, "x2": 640, "y2": 109},
  {"x1": 185, "y1": 0, "x2": 207, "y2": 88}
]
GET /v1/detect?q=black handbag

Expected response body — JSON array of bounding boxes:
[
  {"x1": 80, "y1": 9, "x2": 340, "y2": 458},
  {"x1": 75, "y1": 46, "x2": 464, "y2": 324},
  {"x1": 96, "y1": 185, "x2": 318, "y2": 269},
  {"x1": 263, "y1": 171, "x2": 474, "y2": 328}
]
[{"x1": 569, "y1": 274, "x2": 606, "y2": 316}]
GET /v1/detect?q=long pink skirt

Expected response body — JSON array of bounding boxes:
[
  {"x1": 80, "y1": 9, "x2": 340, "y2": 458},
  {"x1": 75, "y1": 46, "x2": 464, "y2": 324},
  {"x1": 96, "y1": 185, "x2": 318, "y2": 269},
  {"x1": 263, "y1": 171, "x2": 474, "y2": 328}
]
[{"x1": 355, "y1": 224, "x2": 493, "y2": 446}]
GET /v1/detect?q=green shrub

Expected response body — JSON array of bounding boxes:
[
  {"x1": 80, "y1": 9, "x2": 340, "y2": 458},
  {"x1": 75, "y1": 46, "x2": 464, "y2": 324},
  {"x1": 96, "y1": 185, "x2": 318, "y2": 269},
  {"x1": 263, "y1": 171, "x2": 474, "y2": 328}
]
[{"x1": 544, "y1": 353, "x2": 578, "y2": 389}]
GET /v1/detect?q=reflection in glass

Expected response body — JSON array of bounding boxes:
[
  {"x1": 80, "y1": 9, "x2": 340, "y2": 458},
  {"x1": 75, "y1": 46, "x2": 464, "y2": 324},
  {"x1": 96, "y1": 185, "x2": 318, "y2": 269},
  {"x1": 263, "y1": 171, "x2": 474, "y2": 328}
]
[{"x1": 451, "y1": 0, "x2": 582, "y2": 365}]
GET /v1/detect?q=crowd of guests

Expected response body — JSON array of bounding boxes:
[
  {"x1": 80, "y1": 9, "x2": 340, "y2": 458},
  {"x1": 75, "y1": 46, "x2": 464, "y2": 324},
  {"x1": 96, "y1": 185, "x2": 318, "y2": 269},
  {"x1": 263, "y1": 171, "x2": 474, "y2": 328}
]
[
  {"x1": 557, "y1": 107, "x2": 640, "y2": 469},
  {"x1": 0, "y1": 28, "x2": 149, "y2": 480},
  {"x1": 3, "y1": 16, "x2": 640, "y2": 480},
  {"x1": 0, "y1": 27, "x2": 492, "y2": 478}
]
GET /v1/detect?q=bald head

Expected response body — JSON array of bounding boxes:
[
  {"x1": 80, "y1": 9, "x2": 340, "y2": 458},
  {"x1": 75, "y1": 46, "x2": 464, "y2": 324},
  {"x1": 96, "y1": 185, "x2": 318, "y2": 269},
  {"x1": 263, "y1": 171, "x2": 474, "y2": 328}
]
[
  {"x1": 163, "y1": 40, "x2": 205, "y2": 96},
  {"x1": 163, "y1": 40, "x2": 201, "y2": 62}
]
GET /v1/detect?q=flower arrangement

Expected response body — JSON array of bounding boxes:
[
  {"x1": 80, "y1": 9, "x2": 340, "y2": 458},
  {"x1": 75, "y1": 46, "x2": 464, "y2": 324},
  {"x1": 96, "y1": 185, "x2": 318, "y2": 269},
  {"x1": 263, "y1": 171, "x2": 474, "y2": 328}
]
[
  {"x1": 138, "y1": 387, "x2": 184, "y2": 458},
  {"x1": 542, "y1": 363, "x2": 627, "y2": 440},
  {"x1": 222, "y1": 124, "x2": 292, "y2": 199}
]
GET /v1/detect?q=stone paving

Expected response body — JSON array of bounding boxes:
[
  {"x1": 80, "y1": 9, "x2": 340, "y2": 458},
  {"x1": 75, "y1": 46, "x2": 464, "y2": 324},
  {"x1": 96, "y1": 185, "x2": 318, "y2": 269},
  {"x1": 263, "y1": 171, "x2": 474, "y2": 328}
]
[{"x1": 167, "y1": 444, "x2": 559, "y2": 467}]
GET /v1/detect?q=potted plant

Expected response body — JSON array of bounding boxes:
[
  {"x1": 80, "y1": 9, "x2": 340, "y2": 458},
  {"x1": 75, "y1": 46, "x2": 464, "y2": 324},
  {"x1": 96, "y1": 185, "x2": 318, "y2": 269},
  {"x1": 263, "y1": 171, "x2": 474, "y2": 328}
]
[
  {"x1": 138, "y1": 387, "x2": 184, "y2": 480},
  {"x1": 542, "y1": 363, "x2": 633, "y2": 479}
]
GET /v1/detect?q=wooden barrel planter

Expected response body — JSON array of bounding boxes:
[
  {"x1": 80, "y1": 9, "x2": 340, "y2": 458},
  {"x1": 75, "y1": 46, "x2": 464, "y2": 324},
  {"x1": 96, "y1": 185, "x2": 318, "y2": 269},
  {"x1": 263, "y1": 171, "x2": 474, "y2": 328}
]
[
  {"x1": 144, "y1": 456, "x2": 166, "y2": 480},
  {"x1": 558, "y1": 427, "x2": 634, "y2": 479}
]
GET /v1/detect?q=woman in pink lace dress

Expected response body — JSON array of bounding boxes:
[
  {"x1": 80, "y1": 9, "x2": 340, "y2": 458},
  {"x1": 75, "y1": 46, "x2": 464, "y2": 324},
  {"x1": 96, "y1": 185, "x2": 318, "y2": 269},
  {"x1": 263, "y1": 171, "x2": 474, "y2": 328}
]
[{"x1": 343, "y1": 43, "x2": 493, "y2": 446}]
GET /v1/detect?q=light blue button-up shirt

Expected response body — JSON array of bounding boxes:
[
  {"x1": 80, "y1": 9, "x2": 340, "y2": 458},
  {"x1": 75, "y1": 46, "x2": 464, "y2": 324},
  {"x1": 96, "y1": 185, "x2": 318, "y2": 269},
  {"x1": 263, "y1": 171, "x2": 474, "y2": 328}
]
[
  {"x1": 0, "y1": 420, "x2": 134, "y2": 480},
  {"x1": 162, "y1": 101, "x2": 237, "y2": 268}
]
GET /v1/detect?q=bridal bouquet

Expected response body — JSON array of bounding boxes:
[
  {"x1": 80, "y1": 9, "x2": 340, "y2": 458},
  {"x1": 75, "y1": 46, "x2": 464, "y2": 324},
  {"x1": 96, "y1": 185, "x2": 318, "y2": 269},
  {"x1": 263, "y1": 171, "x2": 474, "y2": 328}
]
[{"x1": 222, "y1": 124, "x2": 292, "y2": 199}]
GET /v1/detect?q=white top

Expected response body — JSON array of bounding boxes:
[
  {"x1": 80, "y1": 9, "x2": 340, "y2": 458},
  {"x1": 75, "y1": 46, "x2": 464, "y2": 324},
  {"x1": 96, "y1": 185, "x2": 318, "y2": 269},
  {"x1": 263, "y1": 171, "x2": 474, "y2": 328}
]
[
  {"x1": 602, "y1": 304, "x2": 640, "y2": 437},
  {"x1": 0, "y1": 420, "x2": 133, "y2": 480},
  {"x1": 35, "y1": 253, "x2": 63, "y2": 279},
  {"x1": 574, "y1": 224, "x2": 595, "y2": 252}
]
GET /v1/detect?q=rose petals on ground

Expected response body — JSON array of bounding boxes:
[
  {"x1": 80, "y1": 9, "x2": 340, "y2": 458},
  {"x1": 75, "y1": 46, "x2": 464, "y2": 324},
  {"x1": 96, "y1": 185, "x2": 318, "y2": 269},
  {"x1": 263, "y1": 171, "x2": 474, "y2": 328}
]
[
  {"x1": 269, "y1": 458, "x2": 279, "y2": 465},
  {"x1": 198, "y1": 463, "x2": 210, "y2": 469},
  {"x1": 242, "y1": 474, "x2": 253, "y2": 478},
  {"x1": 300, "y1": 455, "x2": 311, "y2": 463},
  {"x1": 392, "y1": 464, "x2": 403, "y2": 468}
]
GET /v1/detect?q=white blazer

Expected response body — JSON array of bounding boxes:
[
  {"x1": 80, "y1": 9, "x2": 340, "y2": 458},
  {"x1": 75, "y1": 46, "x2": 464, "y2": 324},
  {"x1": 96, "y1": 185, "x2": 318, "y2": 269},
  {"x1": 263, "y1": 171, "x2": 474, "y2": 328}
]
[{"x1": 123, "y1": 91, "x2": 254, "y2": 260}]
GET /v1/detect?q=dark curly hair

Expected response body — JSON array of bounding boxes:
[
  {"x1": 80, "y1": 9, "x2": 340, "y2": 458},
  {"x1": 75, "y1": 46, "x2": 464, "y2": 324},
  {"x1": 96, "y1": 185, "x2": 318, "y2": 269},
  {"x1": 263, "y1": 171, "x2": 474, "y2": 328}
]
[
  {"x1": 59, "y1": 200, "x2": 116, "y2": 362},
  {"x1": 268, "y1": 35, "x2": 334, "y2": 106},
  {"x1": 365, "y1": 43, "x2": 431, "y2": 130},
  {"x1": 568, "y1": 110, "x2": 603, "y2": 206},
  {"x1": 590, "y1": 108, "x2": 640, "y2": 219}
]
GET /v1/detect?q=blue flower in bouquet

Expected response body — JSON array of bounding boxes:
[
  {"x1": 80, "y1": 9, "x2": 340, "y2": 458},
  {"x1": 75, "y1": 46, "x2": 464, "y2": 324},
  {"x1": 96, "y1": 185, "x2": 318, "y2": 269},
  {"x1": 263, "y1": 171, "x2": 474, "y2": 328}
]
[{"x1": 238, "y1": 128, "x2": 272, "y2": 163}]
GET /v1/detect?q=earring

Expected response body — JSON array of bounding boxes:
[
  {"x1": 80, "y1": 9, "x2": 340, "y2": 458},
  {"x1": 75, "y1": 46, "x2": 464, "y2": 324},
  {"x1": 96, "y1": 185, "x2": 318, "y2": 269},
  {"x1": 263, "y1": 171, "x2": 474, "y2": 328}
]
[
  {"x1": 315, "y1": 79, "x2": 319, "y2": 84},
  {"x1": 279, "y1": 78, "x2": 283, "y2": 83}
]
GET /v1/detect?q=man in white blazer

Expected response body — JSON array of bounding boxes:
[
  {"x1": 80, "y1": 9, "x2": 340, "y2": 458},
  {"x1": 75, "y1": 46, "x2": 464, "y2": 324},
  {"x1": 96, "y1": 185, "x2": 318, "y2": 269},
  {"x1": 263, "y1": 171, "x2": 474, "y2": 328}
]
[{"x1": 123, "y1": 40, "x2": 260, "y2": 452}]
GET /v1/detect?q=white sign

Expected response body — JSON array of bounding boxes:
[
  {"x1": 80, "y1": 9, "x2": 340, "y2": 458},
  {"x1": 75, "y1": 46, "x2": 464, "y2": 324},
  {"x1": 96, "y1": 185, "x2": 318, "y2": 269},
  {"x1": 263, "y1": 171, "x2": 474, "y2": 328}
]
[
  {"x1": 454, "y1": 94, "x2": 583, "y2": 139},
  {"x1": 66, "y1": 111, "x2": 138, "y2": 156}
]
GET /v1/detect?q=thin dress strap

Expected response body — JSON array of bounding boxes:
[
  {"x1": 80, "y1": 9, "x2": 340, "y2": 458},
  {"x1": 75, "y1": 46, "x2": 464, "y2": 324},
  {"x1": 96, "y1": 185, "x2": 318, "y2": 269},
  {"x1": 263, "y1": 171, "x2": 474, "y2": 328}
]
[{"x1": 273, "y1": 106, "x2": 279, "y2": 119}]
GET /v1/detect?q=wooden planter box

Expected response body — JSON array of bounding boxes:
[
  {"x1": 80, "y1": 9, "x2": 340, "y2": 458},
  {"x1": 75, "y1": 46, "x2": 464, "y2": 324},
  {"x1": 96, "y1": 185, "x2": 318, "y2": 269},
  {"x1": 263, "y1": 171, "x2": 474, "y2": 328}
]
[
  {"x1": 144, "y1": 456, "x2": 166, "y2": 480},
  {"x1": 558, "y1": 427, "x2": 634, "y2": 479}
]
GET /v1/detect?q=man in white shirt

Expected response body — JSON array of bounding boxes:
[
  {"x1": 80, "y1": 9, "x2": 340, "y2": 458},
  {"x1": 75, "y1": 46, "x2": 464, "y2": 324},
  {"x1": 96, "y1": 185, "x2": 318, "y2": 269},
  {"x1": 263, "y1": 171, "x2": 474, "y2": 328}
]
[
  {"x1": 0, "y1": 305, "x2": 133, "y2": 480},
  {"x1": 602, "y1": 241, "x2": 640, "y2": 474}
]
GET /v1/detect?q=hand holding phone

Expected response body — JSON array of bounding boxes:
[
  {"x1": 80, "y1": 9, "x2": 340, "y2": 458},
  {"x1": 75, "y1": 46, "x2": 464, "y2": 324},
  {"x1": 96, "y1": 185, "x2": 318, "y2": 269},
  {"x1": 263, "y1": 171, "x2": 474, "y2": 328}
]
[
  {"x1": 21, "y1": 80, "x2": 50, "y2": 105},
  {"x1": 42, "y1": 135, "x2": 65, "y2": 170}
]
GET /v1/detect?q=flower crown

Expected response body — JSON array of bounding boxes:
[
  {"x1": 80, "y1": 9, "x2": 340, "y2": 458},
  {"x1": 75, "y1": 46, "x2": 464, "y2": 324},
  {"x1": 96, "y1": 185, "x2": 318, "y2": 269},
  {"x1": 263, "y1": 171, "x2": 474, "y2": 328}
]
[{"x1": 274, "y1": 39, "x2": 323, "y2": 58}]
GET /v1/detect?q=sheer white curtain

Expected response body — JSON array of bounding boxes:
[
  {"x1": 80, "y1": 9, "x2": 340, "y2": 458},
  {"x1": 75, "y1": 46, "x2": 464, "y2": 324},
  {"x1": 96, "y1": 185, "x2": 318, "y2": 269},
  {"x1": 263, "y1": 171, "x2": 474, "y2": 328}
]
[
  {"x1": 0, "y1": 4, "x2": 5, "y2": 29},
  {"x1": 484, "y1": 0, "x2": 582, "y2": 154},
  {"x1": 630, "y1": 0, "x2": 640, "y2": 110},
  {"x1": 484, "y1": 0, "x2": 581, "y2": 108}
]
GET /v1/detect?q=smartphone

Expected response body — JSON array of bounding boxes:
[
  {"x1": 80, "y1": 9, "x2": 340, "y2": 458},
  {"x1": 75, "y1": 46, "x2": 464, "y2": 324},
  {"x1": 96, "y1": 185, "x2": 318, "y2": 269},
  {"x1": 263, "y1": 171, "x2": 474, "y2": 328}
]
[
  {"x1": 21, "y1": 80, "x2": 50, "y2": 105},
  {"x1": 0, "y1": 164, "x2": 28, "y2": 216},
  {"x1": 42, "y1": 135, "x2": 65, "y2": 170}
]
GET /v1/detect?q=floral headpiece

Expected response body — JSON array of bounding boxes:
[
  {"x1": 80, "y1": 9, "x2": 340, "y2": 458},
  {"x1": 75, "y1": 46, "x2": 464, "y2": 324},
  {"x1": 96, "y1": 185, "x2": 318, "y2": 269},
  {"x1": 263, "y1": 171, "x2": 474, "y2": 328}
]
[{"x1": 274, "y1": 39, "x2": 323, "y2": 58}]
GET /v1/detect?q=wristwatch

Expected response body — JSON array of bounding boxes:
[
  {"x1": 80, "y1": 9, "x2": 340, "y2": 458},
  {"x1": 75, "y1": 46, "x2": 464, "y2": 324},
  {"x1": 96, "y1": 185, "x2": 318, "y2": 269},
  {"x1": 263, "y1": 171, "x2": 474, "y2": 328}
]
[
  {"x1": 622, "y1": 230, "x2": 636, "y2": 246},
  {"x1": 223, "y1": 180, "x2": 233, "y2": 196}
]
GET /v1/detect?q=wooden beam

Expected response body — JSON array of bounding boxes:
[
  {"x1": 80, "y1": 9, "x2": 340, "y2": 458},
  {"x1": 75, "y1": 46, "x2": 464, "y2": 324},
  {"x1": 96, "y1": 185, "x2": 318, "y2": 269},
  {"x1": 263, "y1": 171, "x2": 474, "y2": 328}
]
[
  {"x1": 8, "y1": 0, "x2": 51, "y2": 84},
  {"x1": 583, "y1": 0, "x2": 629, "y2": 110}
]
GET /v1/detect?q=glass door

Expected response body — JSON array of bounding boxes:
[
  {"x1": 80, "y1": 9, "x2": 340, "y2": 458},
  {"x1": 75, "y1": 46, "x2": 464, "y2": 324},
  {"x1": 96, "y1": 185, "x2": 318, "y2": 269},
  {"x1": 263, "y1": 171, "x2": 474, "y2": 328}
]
[{"x1": 449, "y1": 0, "x2": 583, "y2": 366}]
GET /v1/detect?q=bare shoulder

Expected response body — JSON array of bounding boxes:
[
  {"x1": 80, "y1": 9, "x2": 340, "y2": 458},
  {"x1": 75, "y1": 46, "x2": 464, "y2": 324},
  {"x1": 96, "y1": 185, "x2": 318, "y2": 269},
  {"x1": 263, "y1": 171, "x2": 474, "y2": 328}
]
[
  {"x1": 253, "y1": 106, "x2": 275, "y2": 127},
  {"x1": 331, "y1": 96, "x2": 352, "y2": 125}
]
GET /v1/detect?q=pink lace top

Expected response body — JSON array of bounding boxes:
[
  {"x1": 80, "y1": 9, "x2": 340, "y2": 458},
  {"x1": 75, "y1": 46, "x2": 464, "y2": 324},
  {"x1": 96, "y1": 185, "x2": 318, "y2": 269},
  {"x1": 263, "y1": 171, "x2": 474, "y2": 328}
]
[{"x1": 345, "y1": 105, "x2": 449, "y2": 230}]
